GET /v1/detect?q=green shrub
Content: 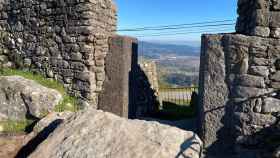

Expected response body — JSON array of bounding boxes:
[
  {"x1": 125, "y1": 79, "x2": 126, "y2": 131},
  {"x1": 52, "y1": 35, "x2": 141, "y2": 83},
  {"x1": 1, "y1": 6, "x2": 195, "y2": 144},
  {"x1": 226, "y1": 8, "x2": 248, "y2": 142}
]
[{"x1": 55, "y1": 95, "x2": 79, "y2": 112}]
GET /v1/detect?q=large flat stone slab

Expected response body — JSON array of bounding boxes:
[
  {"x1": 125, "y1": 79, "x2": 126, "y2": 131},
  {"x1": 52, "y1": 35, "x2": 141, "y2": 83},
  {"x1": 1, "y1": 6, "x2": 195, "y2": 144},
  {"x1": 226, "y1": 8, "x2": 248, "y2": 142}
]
[{"x1": 29, "y1": 109, "x2": 202, "y2": 158}]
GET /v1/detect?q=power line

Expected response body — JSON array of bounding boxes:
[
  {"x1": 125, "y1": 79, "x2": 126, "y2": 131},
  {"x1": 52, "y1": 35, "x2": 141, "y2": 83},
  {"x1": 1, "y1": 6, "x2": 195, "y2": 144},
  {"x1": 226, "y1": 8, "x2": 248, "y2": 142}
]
[
  {"x1": 118, "y1": 19, "x2": 235, "y2": 31},
  {"x1": 131, "y1": 25, "x2": 235, "y2": 36},
  {"x1": 134, "y1": 28, "x2": 234, "y2": 37},
  {"x1": 118, "y1": 23, "x2": 235, "y2": 32},
  {"x1": 118, "y1": 19, "x2": 236, "y2": 32}
]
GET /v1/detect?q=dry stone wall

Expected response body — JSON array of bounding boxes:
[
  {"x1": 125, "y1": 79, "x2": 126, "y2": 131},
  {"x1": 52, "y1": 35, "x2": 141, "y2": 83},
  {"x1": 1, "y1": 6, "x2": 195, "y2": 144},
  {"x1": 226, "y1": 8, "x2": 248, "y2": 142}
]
[
  {"x1": 200, "y1": 0, "x2": 280, "y2": 157},
  {"x1": 139, "y1": 60, "x2": 159, "y2": 97},
  {"x1": 237, "y1": 0, "x2": 280, "y2": 38},
  {"x1": 133, "y1": 61, "x2": 159, "y2": 118},
  {"x1": 0, "y1": 0, "x2": 117, "y2": 107}
]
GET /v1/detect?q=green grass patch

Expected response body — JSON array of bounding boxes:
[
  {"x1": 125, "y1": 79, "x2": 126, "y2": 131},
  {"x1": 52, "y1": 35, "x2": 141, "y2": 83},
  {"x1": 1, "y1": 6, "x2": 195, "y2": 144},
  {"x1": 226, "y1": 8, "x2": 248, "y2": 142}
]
[
  {"x1": 55, "y1": 95, "x2": 79, "y2": 112},
  {"x1": 0, "y1": 68, "x2": 80, "y2": 113},
  {"x1": 0, "y1": 68, "x2": 65, "y2": 94},
  {"x1": 0, "y1": 119, "x2": 34, "y2": 133}
]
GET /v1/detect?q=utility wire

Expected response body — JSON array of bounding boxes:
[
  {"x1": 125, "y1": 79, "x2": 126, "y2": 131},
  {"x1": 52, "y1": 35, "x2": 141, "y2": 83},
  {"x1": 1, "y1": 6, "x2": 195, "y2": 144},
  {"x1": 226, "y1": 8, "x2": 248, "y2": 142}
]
[
  {"x1": 134, "y1": 28, "x2": 234, "y2": 37},
  {"x1": 118, "y1": 19, "x2": 236, "y2": 32},
  {"x1": 131, "y1": 25, "x2": 235, "y2": 36},
  {"x1": 118, "y1": 23, "x2": 235, "y2": 32}
]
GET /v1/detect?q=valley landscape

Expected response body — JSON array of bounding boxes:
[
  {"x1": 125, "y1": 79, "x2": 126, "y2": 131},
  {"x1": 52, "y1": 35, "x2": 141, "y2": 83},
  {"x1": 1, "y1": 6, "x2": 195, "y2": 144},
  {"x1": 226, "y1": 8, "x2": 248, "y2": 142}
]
[{"x1": 139, "y1": 41, "x2": 200, "y2": 87}]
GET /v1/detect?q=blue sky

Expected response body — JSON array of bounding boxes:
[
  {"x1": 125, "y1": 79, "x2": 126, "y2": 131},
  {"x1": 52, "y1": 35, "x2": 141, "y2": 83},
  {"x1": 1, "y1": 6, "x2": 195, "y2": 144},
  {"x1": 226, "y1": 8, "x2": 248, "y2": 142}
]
[{"x1": 115, "y1": 0, "x2": 238, "y2": 42}]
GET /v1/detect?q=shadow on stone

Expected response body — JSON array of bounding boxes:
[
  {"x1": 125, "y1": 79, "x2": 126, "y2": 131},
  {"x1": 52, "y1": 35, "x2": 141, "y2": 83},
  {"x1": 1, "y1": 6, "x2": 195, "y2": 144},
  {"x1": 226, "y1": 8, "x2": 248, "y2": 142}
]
[
  {"x1": 175, "y1": 133, "x2": 202, "y2": 158},
  {"x1": 15, "y1": 119, "x2": 63, "y2": 158},
  {"x1": 129, "y1": 62, "x2": 159, "y2": 118}
]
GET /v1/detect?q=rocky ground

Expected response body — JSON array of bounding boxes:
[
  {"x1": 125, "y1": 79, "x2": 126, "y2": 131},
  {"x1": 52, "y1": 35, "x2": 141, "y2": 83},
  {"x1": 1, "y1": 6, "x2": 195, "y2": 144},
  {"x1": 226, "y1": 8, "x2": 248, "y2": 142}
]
[{"x1": 0, "y1": 134, "x2": 31, "y2": 158}]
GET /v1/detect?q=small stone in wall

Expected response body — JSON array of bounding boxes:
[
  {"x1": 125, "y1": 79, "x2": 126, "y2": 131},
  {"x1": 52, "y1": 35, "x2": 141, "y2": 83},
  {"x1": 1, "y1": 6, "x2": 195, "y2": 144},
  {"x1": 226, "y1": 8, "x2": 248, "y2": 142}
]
[
  {"x1": 252, "y1": 26, "x2": 270, "y2": 37},
  {"x1": 238, "y1": 56, "x2": 249, "y2": 74},
  {"x1": 271, "y1": 82, "x2": 280, "y2": 89},
  {"x1": 47, "y1": 70, "x2": 54, "y2": 78},
  {"x1": 253, "y1": 98, "x2": 263, "y2": 113},
  {"x1": 232, "y1": 86, "x2": 271, "y2": 99},
  {"x1": 270, "y1": 71, "x2": 280, "y2": 82},
  {"x1": 271, "y1": 28, "x2": 280, "y2": 38},
  {"x1": 235, "y1": 74, "x2": 266, "y2": 88},
  {"x1": 272, "y1": 0, "x2": 280, "y2": 10},
  {"x1": 23, "y1": 58, "x2": 32, "y2": 67},
  {"x1": 249, "y1": 66, "x2": 270, "y2": 77},
  {"x1": 262, "y1": 97, "x2": 280, "y2": 113}
]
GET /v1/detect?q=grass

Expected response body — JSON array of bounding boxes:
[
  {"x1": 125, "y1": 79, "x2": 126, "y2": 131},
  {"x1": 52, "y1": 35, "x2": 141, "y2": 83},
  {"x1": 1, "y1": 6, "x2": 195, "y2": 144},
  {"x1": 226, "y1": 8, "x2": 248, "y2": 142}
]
[
  {"x1": 0, "y1": 68, "x2": 65, "y2": 94},
  {"x1": 0, "y1": 119, "x2": 34, "y2": 133},
  {"x1": 55, "y1": 95, "x2": 79, "y2": 112}
]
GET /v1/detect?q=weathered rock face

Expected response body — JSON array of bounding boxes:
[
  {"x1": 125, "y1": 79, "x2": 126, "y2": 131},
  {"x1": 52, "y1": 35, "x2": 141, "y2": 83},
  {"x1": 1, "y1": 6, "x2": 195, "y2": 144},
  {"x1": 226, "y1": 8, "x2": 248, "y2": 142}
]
[
  {"x1": 32, "y1": 112, "x2": 73, "y2": 134},
  {"x1": 29, "y1": 110, "x2": 202, "y2": 158},
  {"x1": 0, "y1": 0, "x2": 117, "y2": 107},
  {"x1": 0, "y1": 76, "x2": 62, "y2": 121}
]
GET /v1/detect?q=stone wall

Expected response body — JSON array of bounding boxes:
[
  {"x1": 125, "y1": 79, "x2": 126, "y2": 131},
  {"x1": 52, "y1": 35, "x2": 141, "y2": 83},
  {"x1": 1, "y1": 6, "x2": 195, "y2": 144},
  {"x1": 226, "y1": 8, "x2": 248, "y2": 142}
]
[
  {"x1": 139, "y1": 60, "x2": 159, "y2": 96},
  {"x1": 236, "y1": 0, "x2": 280, "y2": 38},
  {"x1": 133, "y1": 60, "x2": 159, "y2": 118},
  {"x1": 199, "y1": 0, "x2": 280, "y2": 157},
  {"x1": 0, "y1": 0, "x2": 117, "y2": 107}
]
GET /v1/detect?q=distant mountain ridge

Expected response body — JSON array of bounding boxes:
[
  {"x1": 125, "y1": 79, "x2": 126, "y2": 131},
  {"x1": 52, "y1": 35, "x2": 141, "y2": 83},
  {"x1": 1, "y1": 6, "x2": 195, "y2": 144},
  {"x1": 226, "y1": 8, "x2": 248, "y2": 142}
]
[{"x1": 138, "y1": 41, "x2": 200, "y2": 59}]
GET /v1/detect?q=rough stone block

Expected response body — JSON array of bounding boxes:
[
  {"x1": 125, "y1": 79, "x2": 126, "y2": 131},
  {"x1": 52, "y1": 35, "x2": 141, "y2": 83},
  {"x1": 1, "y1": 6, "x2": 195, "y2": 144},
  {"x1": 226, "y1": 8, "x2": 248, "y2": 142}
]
[
  {"x1": 198, "y1": 34, "x2": 230, "y2": 150},
  {"x1": 249, "y1": 66, "x2": 270, "y2": 77},
  {"x1": 270, "y1": 71, "x2": 280, "y2": 81},
  {"x1": 232, "y1": 86, "x2": 269, "y2": 99},
  {"x1": 270, "y1": 11, "x2": 280, "y2": 27},
  {"x1": 235, "y1": 74, "x2": 266, "y2": 88},
  {"x1": 271, "y1": 28, "x2": 280, "y2": 38},
  {"x1": 249, "y1": 45, "x2": 268, "y2": 58},
  {"x1": 252, "y1": 26, "x2": 270, "y2": 37},
  {"x1": 263, "y1": 97, "x2": 280, "y2": 113},
  {"x1": 98, "y1": 35, "x2": 137, "y2": 118},
  {"x1": 253, "y1": 9, "x2": 270, "y2": 26}
]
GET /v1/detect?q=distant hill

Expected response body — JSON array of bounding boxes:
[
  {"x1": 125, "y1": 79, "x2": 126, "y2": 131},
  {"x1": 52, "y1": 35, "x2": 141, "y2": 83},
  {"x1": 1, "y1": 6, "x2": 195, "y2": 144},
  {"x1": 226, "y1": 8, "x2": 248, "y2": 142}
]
[{"x1": 138, "y1": 41, "x2": 200, "y2": 59}]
